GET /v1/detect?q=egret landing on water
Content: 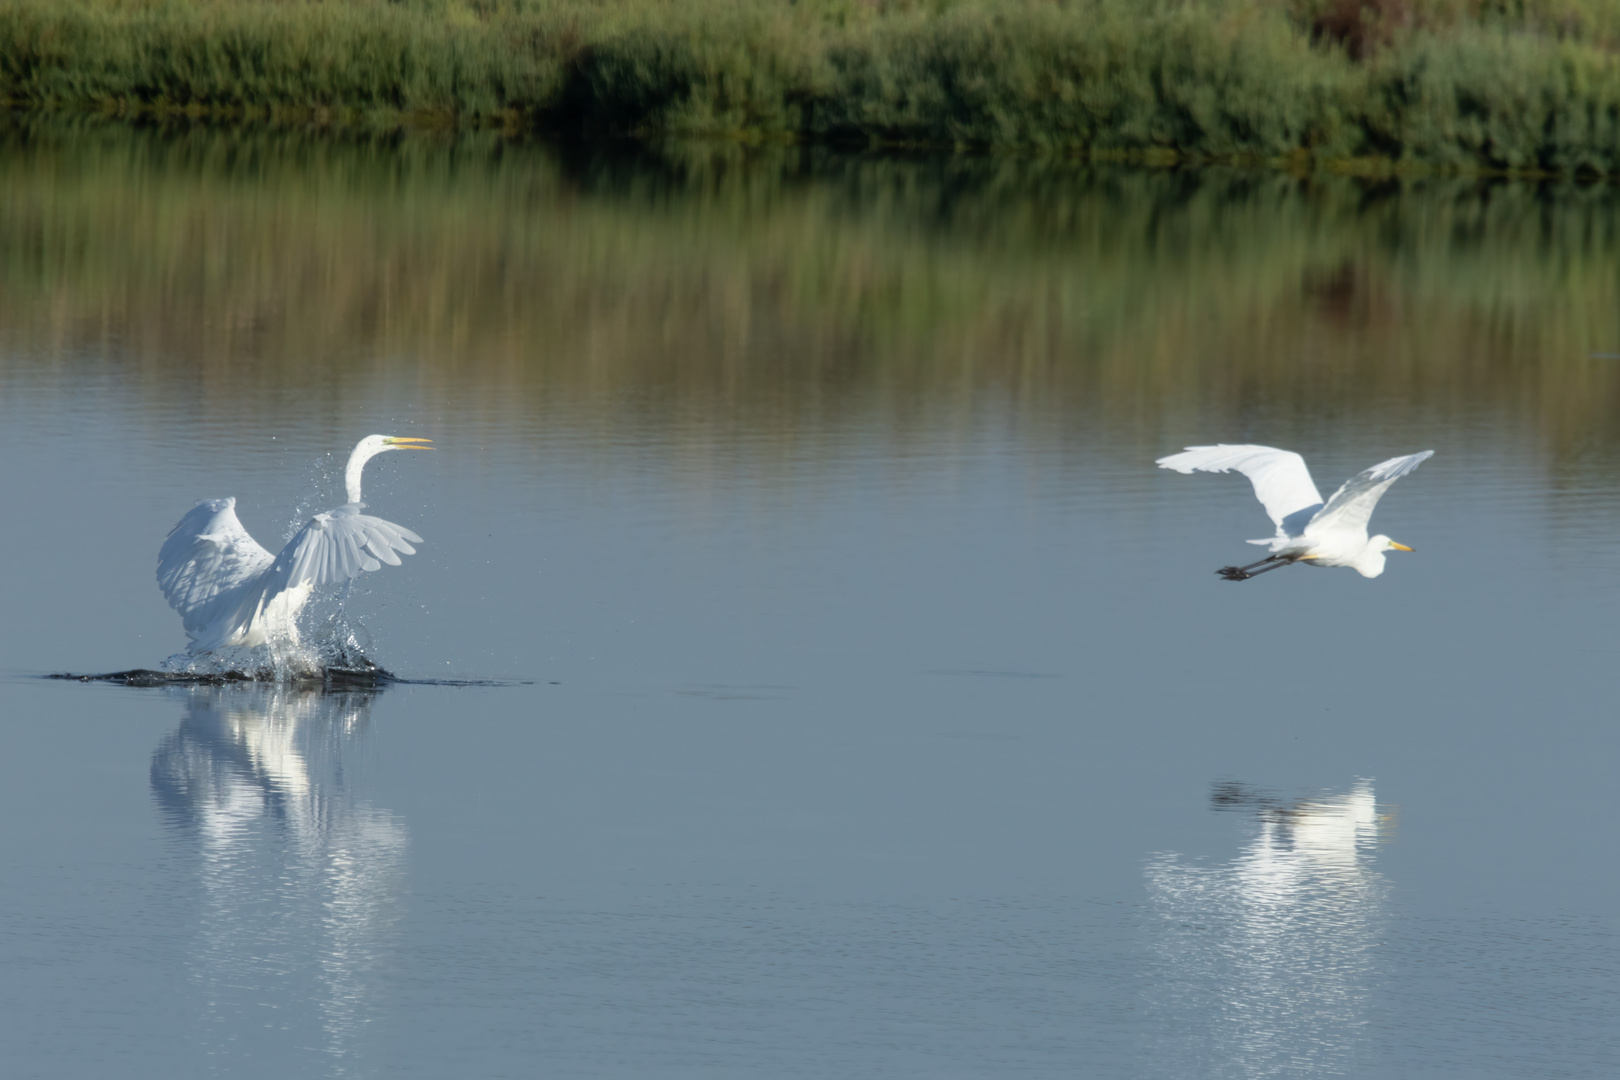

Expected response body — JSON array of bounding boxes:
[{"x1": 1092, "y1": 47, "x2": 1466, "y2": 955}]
[
  {"x1": 1156, "y1": 445, "x2": 1433, "y2": 581},
  {"x1": 157, "y1": 435, "x2": 432, "y2": 654}
]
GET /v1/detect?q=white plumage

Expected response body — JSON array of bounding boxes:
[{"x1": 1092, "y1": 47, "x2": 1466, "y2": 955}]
[
  {"x1": 1156, "y1": 444, "x2": 1432, "y2": 580},
  {"x1": 157, "y1": 435, "x2": 431, "y2": 652}
]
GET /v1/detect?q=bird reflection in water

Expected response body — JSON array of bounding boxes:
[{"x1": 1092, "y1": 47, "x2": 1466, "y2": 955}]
[
  {"x1": 1143, "y1": 779, "x2": 1390, "y2": 1079},
  {"x1": 150, "y1": 684, "x2": 407, "y2": 1075}
]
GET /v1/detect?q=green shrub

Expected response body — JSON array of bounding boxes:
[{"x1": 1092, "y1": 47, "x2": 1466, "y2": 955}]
[{"x1": 0, "y1": 0, "x2": 1617, "y2": 172}]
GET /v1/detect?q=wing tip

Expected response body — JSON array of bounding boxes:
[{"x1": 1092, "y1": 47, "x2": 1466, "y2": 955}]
[
  {"x1": 1376, "y1": 449, "x2": 1436, "y2": 478},
  {"x1": 1154, "y1": 445, "x2": 1213, "y2": 471},
  {"x1": 1154, "y1": 444, "x2": 1284, "y2": 472}
]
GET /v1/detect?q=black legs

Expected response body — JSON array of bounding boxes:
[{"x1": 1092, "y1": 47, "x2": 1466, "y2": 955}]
[{"x1": 1216, "y1": 554, "x2": 1298, "y2": 581}]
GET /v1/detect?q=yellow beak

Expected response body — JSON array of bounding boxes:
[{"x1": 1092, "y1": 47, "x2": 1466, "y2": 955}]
[
  {"x1": 384, "y1": 437, "x2": 434, "y2": 449},
  {"x1": 1389, "y1": 541, "x2": 1413, "y2": 552}
]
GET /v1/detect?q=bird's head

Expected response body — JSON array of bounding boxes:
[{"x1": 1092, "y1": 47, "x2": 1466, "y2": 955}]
[
  {"x1": 356, "y1": 434, "x2": 434, "y2": 456},
  {"x1": 1349, "y1": 535, "x2": 1414, "y2": 578}
]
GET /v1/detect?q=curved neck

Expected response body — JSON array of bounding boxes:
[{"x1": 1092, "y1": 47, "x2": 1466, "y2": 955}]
[
  {"x1": 1353, "y1": 544, "x2": 1387, "y2": 578},
  {"x1": 344, "y1": 443, "x2": 383, "y2": 504}
]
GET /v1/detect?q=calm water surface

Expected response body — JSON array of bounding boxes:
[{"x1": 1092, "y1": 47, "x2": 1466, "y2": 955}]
[{"x1": 1, "y1": 120, "x2": 1618, "y2": 1078}]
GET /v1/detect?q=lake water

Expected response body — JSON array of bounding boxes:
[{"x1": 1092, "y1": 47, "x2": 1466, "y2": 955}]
[{"x1": 2, "y1": 117, "x2": 1618, "y2": 1078}]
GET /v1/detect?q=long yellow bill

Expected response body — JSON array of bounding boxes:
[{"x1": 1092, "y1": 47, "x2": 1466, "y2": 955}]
[
  {"x1": 385, "y1": 437, "x2": 434, "y2": 449},
  {"x1": 1390, "y1": 541, "x2": 1413, "y2": 552}
]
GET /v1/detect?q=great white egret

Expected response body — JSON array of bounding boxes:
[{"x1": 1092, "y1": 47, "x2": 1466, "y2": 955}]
[
  {"x1": 158, "y1": 435, "x2": 432, "y2": 652},
  {"x1": 1156, "y1": 445, "x2": 1432, "y2": 580}
]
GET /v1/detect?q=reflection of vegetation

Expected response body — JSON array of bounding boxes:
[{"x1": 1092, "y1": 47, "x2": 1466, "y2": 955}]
[
  {"x1": 1, "y1": 116, "x2": 1617, "y2": 457},
  {"x1": 1, "y1": 0, "x2": 1619, "y2": 172}
]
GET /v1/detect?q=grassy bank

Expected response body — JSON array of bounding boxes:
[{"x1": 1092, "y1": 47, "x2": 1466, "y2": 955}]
[{"x1": 1, "y1": 0, "x2": 1618, "y2": 172}]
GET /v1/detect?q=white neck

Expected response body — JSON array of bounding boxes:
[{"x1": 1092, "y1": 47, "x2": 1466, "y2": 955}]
[
  {"x1": 344, "y1": 439, "x2": 387, "y2": 504},
  {"x1": 1352, "y1": 541, "x2": 1387, "y2": 579}
]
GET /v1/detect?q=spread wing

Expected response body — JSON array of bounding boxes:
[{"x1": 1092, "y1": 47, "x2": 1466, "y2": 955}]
[
  {"x1": 265, "y1": 503, "x2": 423, "y2": 591},
  {"x1": 1307, "y1": 451, "x2": 1434, "y2": 537},
  {"x1": 159, "y1": 499, "x2": 422, "y2": 651},
  {"x1": 156, "y1": 498, "x2": 276, "y2": 640},
  {"x1": 1156, "y1": 445, "x2": 1325, "y2": 536}
]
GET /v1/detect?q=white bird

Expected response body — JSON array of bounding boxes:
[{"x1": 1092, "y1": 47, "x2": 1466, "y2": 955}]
[
  {"x1": 1156, "y1": 444, "x2": 1432, "y2": 580},
  {"x1": 158, "y1": 435, "x2": 432, "y2": 652}
]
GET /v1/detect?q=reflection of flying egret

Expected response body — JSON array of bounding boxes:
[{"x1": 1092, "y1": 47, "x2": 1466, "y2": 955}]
[
  {"x1": 1144, "y1": 780, "x2": 1387, "y2": 1079},
  {"x1": 1156, "y1": 445, "x2": 1432, "y2": 580},
  {"x1": 158, "y1": 435, "x2": 432, "y2": 652}
]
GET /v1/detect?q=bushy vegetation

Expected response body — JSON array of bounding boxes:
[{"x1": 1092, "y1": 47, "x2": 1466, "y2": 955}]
[{"x1": 0, "y1": 0, "x2": 1618, "y2": 173}]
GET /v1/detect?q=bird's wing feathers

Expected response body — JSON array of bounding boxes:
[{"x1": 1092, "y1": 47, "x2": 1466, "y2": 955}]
[
  {"x1": 1155, "y1": 445, "x2": 1325, "y2": 532},
  {"x1": 156, "y1": 498, "x2": 277, "y2": 635},
  {"x1": 269, "y1": 504, "x2": 423, "y2": 591},
  {"x1": 159, "y1": 499, "x2": 422, "y2": 651},
  {"x1": 1307, "y1": 450, "x2": 1434, "y2": 537}
]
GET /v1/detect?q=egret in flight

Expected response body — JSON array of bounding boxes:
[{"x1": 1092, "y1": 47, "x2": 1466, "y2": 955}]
[
  {"x1": 157, "y1": 435, "x2": 432, "y2": 652},
  {"x1": 1156, "y1": 445, "x2": 1432, "y2": 580}
]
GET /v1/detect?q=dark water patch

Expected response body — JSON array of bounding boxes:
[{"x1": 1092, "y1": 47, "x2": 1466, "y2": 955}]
[
  {"x1": 384, "y1": 675, "x2": 540, "y2": 687},
  {"x1": 46, "y1": 668, "x2": 534, "y2": 689},
  {"x1": 48, "y1": 665, "x2": 397, "y2": 689},
  {"x1": 1209, "y1": 778, "x2": 1287, "y2": 813}
]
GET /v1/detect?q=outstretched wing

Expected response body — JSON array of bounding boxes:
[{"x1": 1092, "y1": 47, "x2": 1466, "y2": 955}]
[
  {"x1": 156, "y1": 498, "x2": 276, "y2": 639},
  {"x1": 1307, "y1": 451, "x2": 1434, "y2": 537},
  {"x1": 1156, "y1": 445, "x2": 1325, "y2": 536},
  {"x1": 266, "y1": 503, "x2": 423, "y2": 591}
]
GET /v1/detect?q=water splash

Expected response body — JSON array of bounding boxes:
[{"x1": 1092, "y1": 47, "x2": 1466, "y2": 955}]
[
  {"x1": 284, "y1": 446, "x2": 347, "y2": 544},
  {"x1": 52, "y1": 608, "x2": 397, "y2": 687},
  {"x1": 155, "y1": 628, "x2": 391, "y2": 683}
]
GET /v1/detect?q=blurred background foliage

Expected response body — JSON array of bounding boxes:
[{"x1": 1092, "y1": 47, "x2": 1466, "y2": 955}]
[{"x1": 2, "y1": 115, "x2": 1616, "y2": 462}]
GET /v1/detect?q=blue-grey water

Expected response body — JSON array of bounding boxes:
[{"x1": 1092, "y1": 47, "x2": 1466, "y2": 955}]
[{"x1": 1, "y1": 122, "x2": 1618, "y2": 1078}]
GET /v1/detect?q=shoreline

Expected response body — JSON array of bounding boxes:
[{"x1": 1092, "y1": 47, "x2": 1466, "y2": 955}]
[{"x1": 7, "y1": 103, "x2": 1616, "y2": 185}]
